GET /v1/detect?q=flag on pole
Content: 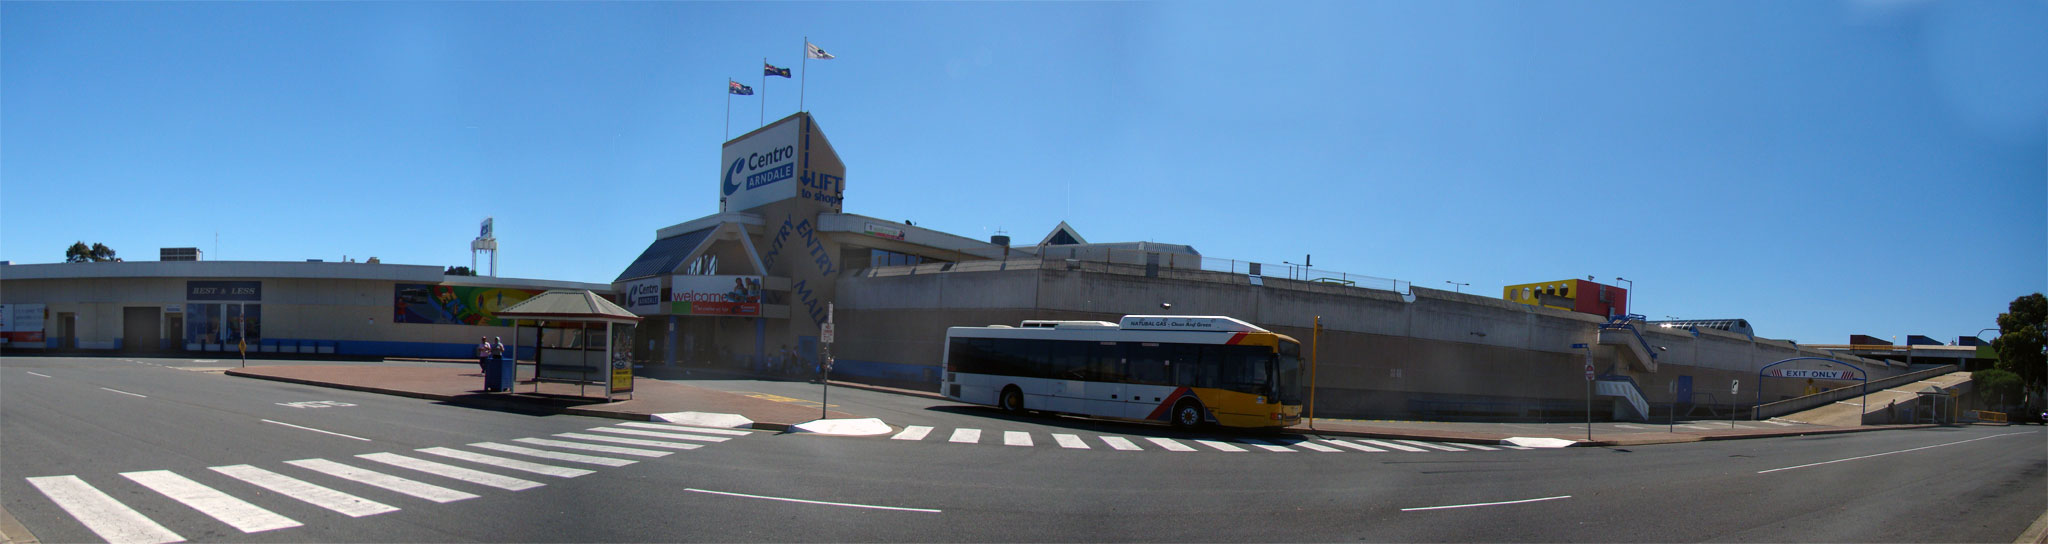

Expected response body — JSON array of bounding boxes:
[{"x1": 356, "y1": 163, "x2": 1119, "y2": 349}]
[
  {"x1": 729, "y1": 81, "x2": 754, "y2": 95},
  {"x1": 765, "y1": 62, "x2": 792, "y2": 78},
  {"x1": 806, "y1": 42, "x2": 835, "y2": 60}
]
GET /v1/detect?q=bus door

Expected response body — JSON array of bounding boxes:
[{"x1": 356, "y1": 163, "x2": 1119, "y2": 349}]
[
  {"x1": 1084, "y1": 342, "x2": 1127, "y2": 418},
  {"x1": 1048, "y1": 341, "x2": 1087, "y2": 413},
  {"x1": 1123, "y1": 343, "x2": 1176, "y2": 419}
]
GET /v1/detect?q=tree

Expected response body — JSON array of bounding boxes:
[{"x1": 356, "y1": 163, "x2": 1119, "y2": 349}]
[
  {"x1": 1974, "y1": 368, "x2": 2024, "y2": 411},
  {"x1": 1992, "y1": 293, "x2": 2046, "y2": 404},
  {"x1": 88, "y1": 243, "x2": 116, "y2": 262},
  {"x1": 64, "y1": 241, "x2": 91, "y2": 263},
  {"x1": 444, "y1": 266, "x2": 477, "y2": 276}
]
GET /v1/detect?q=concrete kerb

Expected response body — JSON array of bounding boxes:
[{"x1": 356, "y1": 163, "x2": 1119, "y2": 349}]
[
  {"x1": 222, "y1": 368, "x2": 797, "y2": 431},
  {"x1": 1287, "y1": 422, "x2": 1942, "y2": 448}
]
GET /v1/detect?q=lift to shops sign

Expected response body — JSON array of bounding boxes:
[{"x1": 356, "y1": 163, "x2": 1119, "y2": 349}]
[
  {"x1": 670, "y1": 275, "x2": 763, "y2": 316},
  {"x1": 1771, "y1": 369, "x2": 1849, "y2": 380}
]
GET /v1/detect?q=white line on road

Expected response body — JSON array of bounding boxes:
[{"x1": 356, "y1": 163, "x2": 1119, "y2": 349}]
[
  {"x1": 417, "y1": 447, "x2": 594, "y2": 478},
  {"x1": 1454, "y1": 442, "x2": 1501, "y2": 451},
  {"x1": 471, "y1": 442, "x2": 636, "y2": 466},
  {"x1": 1100, "y1": 436, "x2": 1142, "y2": 450},
  {"x1": 1360, "y1": 440, "x2": 1428, "y2": 452},
  {"x1": 100, "y1": 387, "x2": 148, "y2": 398},
  {"x1": 621, "y1": 422, "x2": 753, "y2": 436},
  {"x1": 948, "y1": 428, "x2": 981, "y2": 443},
  {"x1": 26, "y1": 475, "x2": 186, "y2": 544},
  {"x1": 1396, "y1": 440, "x2": 1466, "y2": 452},
  {"x1": 261, "y1": 419, "x2": 371, "y2": 441},
  {"x1": 1193, "y1": 439, "x2": 1246, "y2": 452},
  {"x1": 1235, "y1": 439, "x2": 1296, "y2": 452},
  {"x1": 1002, "y1": 431, "x2": 1033, "y2": 447},
  {"x1": 121, "y1": 470, "x2": 303, "y2": 533},
  {"x1": 1323, "y1": 439, "x2": 1385, "y2": 452},
  {"x1": 1757, "y1": 432, "x2": 2031, "y2": 474},
  {"x1": 1614, "y1": 424, "x2": 1647, "y2": 429},
  {"x1": 1282, "y1": 440, "x2": 1343, "y2": 452},
  {"x1": 513, "y1": 437, "x2": 671, "y2": 458},
  {"x1": 685, "y1": 488, "x2": 941, "y2": 513},
  {"x1": 586, "y1": 426, "x2": 731, "y2": 442},
  {"x1": 285, "y1": 459, "x2": 478, "y2": 503},
  {"x1": 25, "y1": 371, "x2": 50, "y2": 378},
  {"x1": 209, "y1": 464, "x2": 397, "y2": 517},
  {"x1": 892, "y1": 426, "x2": 934, "y2": 441},
  {"x1": 1052, "y1": 434, "x2": 1090, "y2": 449},
  {"x1": 1403, "y1": 495, "x2": 1572, "y2": 512},
  {"x1": 555, "y1": 432, "x2": 703, "y2": 450},
  {"x1": 357, "y1": 452, "x2": 543, "y2": 491},
  {"x1": 1145, "y1": 437, "x2": 1197, "y2": 451}
]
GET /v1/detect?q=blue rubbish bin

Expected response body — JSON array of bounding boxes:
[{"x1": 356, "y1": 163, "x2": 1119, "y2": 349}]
[
  {"x1": 480, "y1": 356, "x2": 501, "y2": 392},
  {"x1": 491, "y1": 355, "x2": 516, "y2": 392}
]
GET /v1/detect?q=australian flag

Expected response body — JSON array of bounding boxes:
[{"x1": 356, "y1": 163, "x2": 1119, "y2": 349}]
[
  {"x1": 764, "y1": 63, "x2": 791, "y2": 78},
  {"x1": 729, "y1": 81, "x2": 754, "y2": 95}
]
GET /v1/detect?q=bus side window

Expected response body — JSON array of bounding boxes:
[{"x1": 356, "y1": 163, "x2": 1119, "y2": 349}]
[
  {"x1": 1088, "y1": 342, "x2": 1125, "y2": 382},
  {"x1": 1048, "y1": 340, "x2": 1087, "y2": 380},
  {"x1": 1126, "y1": 343, "x2": 1170, "y2": 386},
  {"x1": 1193, "y1": 345, "x2": 1222, "y2": 388},
  {"x1": 1169, "y1": 344, "x2": 1201, "y2": 387}
]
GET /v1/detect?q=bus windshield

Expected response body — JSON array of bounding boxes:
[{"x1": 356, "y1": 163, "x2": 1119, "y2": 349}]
[{"x1": 1275, "y1": 340, "x2": 1302, "y2": 404}]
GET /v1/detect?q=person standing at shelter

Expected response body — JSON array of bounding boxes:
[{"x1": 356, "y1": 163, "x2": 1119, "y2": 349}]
[
  {"x1": 491, "y1": 337, "x2": 508, "y2": 392},
  {"x1": 475, "y1": 337, "x2": 492, "y2": 373}
]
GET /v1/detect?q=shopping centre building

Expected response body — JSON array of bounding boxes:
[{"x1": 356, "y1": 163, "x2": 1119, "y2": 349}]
[{"x1": 1, "y1": 112, "x2": 1927, "y2": 420}]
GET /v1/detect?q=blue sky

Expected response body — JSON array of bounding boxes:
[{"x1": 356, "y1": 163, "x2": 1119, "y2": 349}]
[{"x1": 4, "y1": 1, "x2": 2044, "y2": 345}]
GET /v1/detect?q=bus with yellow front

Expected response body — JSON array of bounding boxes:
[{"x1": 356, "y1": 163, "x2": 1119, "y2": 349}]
[{"x1": 941, "y1": 315, "x2": 1302, "y2": 429}]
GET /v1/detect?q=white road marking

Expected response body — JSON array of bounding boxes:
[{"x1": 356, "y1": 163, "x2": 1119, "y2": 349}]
[
  {"x1": 100, "y1": 387, "x2": 148, "y2": 398},
  {"x1": 1235, "y1": 439, "x2": 1296, "y2": 452},
  {"x1": 513, "y1": 438, "x2": 671, "y2": 458},
  {"x1": 261, "y1": 419, "x2": 371, "y2": 441},
  {"x1": 193, "y1": 360, "x2": 219, "y2": 363},
  {"x1": 949, "y1": 428, "x2": 982, "y2": 443},
  {"x1": 586, "y1": 426, "x2": 731, "y2": 442},
  {"x1": 1765, "y1": 420, "x2": 1797, "y2": 426},
  {"x1": 210, "y1": 464, "x2": 397, "y2": 517},
  {"x1": 471, "y1": 442, "x2": 637, "y2": 466},
  {"x1": 1613, "y1": 424, "x2": 1647, "y2": 429},
  {"x1": 418, "y1": 447, "x2": 594, "y2": 478},
  {"x1": 1501, "y1": 445, "x2": 1533, "y2": 450},
  {"x1": 1403, "y1": 495, "x2": 1572, "y2": 512},
  {"x1": 284, "y1": 459, "x2": 478, "y2": 503},
  {"x1": 1003, "y1": 431, "x2": 1033, "y2": 447},
  {"x1": 1455, "y1": 442, "x2": 1500, "y2": 451},
  {"x1": 1193, "y1": 439, "x2": 1246, "y2": 452},
  {"x1": 1397, "y1": 440, "x2": 1466, "y2": 452},
  {"x1": 1323, "y1": 439, "x2": 1385, "y2": 452},
  {"x1": 1757, "y1": 432, "x2": 2031, "y2": 474},
  {"x1": 25, "y1": 371, "x2": 50, "y2": 378},
  {"x1": 357, "y1": 453, "x2": 543, "y2": 491},
  {"x1": 121, "y1": 470, "x2": 302, "y2": 533},
  {"x1": 1145, "y1": 437, "x2": 1197, "y2": 451},
  {"x1": 619, "y1": 422, "x2": 753, "y2": 436},
  {"x1": 1284, "y1": 440, "x2": 1344, "y2": 452},
  {"x1": 1052, "y1": 434, "x2": 1090, "y2": 449},
  {"x1": 554, "y1": 432, "x2": 703, "y2": 450},
  {"x1": 1100, "y1": 436, "x2": 1143, "y2": 450},
  {"x1": 892, "y1": 425, "x2": 934, "y2": 441},
  {"x1": 1359, "y1": 440, "x2": 1428, "y2": 452},
  {"x1": 26, "y1": 475, "x2": 186, "y2": 544},
  {"x1": 1675, "y1": 424, "x2": 1714, "y2": 430},
  {"x1": 685, "y1": 488, "x2": 941, "y2": 513}
]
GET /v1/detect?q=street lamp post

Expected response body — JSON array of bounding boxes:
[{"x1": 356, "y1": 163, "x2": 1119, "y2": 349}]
[
  {"x1": 1445, "y1": 281, "x2": 1468, "y2": 294},
  {"x1": 1614, "y1": 277, "x2": 1634, "y2": 316}
]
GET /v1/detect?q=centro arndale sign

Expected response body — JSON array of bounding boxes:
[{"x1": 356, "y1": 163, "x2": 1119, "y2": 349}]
[{"x1": 723, "y1": 145, "x2": 795, "y2": 197}]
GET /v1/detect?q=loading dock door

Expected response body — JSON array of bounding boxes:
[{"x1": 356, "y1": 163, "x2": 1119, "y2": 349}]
[{"x1": 123, "y1": 307, "x2": 161, "y2": 352}]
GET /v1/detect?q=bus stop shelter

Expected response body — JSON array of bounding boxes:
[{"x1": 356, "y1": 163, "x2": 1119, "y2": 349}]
[{"x1": 495, "y1": 289, "x2": 642, "y2": 402}]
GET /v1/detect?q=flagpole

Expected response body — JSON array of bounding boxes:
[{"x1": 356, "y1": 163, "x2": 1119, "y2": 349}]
[
  {"x1": 799, "y1": 36, "x2": 808, "y2": 113},
  {"x1": 760, "y1": 57, "x2": 767, "y2": 126},
  {"x1": 725, "y1": 78, "x2": 732, "y2": 140}
]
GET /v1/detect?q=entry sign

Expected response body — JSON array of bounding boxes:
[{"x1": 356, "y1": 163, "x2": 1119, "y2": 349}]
[
  {"x1": 1584, "y1": 362, "x2": 1595, "y2": 381},
  {"x1": 821, "y1": 323, "x2": 835, "y2": 344},
  {"x1": 1731, "y1": 380, "x2": 1740, "y2": 395}
]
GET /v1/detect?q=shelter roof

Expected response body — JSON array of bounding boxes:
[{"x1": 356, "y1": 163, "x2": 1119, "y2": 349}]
[{"x1": 497, "y1": 289, "x2": 640, "y2": 323}]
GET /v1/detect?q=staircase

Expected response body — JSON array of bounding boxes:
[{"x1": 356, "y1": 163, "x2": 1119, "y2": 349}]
[
  {"x1": 1595, "y1": 375, "x2": 1650, "y2": 422},
  {"x1": 1596, "y1": 314, "x2": 1659, "y2": 372}
]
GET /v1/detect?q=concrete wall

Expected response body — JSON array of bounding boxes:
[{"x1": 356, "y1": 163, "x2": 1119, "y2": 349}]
[{"x1": 829, "y1": 263, "x2": 1898, "y2": 420}]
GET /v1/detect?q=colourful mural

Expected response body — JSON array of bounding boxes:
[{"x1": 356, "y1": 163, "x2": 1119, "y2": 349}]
[{"x1": 394, "y1": 284, "x2": 544, "y2": 326}]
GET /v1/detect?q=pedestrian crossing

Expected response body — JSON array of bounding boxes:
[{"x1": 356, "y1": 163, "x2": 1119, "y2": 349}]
[
  {"x1": 871, "y1": 425, "x2": 1526, "y2": 454},
  {"x1": 22, "y1": 421, "x2": 751, "y2": 544}
]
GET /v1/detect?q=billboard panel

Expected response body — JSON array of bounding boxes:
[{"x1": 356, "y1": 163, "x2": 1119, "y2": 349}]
[
  {"x1": 671, "y1": 275, "x2": 762, "y2": 316},
  {"x1": 622, "y1": 277, "x2": 664, "y2": 315},
  {"x1": 720, "y1": 119, "x2": 801, "y2": 213},
  {"x1": 394, "y1": 284, "x2": 544, "y2": 326},
  {"x1": 0, "y1": 304, "x2": 46, "y2": 344}
]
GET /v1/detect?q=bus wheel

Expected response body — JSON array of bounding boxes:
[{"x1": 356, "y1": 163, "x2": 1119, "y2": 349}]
[
  {"x1": 1171, "y1": 399, "x2": 1205, "y2": 430},
  {"x1": 999, "y1": 386, "x2": 1026, "y2": 413}
]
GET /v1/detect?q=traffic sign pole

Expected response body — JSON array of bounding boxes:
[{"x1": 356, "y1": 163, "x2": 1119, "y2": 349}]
[{"x1": 1574, "y1": 343, "x2": 1592, "y2": 442}]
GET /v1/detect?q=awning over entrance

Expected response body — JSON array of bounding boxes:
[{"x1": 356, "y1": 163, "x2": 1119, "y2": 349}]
[{"x1": 615, "y1": 227, "x2": 715, "y2": 282}]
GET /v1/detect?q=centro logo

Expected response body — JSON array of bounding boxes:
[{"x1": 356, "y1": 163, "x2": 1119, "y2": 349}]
[{"x1": 722, "y1": 159, "x2": 745, "y2": 196}]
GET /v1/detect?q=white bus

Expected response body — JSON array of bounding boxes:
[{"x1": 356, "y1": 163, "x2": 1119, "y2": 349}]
[{"x1": 942, "y1": 315, "x2": 1302, "y2": 429}]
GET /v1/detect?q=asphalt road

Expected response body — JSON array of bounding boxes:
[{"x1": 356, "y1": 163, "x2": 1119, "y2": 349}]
[{"x1": 5, "y1": 355, "x2": 2043, "y2": 543}]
